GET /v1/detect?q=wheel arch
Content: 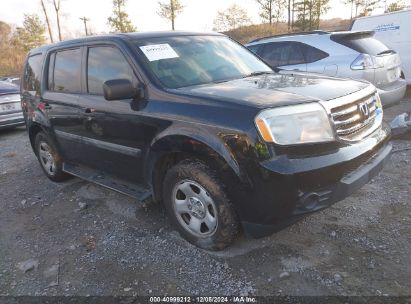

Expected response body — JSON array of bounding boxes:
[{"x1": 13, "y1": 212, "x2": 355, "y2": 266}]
[
  {"x1": 28, "y1": 123, "x2": 47, "y2": 154},
  {"x1": 146, "y1": 131, "x2": 249, "y2": 203}
]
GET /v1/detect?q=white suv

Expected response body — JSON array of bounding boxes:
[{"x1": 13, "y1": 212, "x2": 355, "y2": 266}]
[{"x1": 246, "y1": 31, "x2": 406, "y2": 106}]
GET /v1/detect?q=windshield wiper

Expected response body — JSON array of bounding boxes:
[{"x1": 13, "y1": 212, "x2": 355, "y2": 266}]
[{"x1": 243, "y1": 71, "x2": 274, "y2": 78}]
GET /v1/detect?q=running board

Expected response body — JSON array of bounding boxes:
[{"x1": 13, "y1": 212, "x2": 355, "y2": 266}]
[{"x1": 63, "y1": 163, "x2": 152, "y2": 202}]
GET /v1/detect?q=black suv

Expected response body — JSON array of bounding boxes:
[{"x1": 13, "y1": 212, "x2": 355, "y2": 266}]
[{"x1": 21, "y1": 31, "x2": 391, "y2": 250}]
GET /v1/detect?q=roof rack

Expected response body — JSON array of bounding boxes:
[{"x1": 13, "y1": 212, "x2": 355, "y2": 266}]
[{"x1": 248, "y1": 30, "x2": 329, "y2": 44}]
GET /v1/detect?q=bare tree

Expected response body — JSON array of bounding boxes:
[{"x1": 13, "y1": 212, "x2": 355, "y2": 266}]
[
  {"x1": 213, "y1": 4, "x2": 251, "y2": 32},
  {"x1": 294, "y1": 0, "x2": 329, "y2": 31},
  {"x1": 255, "y1": 0, "x2": 274, "y2": 25},
  {"x1": 52, "y1": 0, "x2": 62, "y2": 41},
  {"x1": 40, "y1": 0, "x2": 53, "y2": 42},
  {"x1": 288, "y1": 0, "x2": 291, "y2": 31},
  {"x1": 158, "y1": 0, "x2": 184, "y2": 30},
  {"x1": 256, "y1": 0, "x2": 286, "y2": 27}
]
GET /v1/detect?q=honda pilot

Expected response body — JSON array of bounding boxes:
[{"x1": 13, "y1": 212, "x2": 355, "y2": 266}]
[{"x1": 21, "y1": 32, "x2": 391, "y2": 250}]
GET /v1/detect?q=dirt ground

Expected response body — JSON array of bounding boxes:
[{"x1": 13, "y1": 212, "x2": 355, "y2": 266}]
[{"x1": 0, "y1": 98, "x2": 410, "y2": 298}]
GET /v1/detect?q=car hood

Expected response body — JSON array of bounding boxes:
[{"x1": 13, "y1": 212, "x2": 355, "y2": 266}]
[{"x1": 178, "y1": 72, "x2": 370, "y2": 109}]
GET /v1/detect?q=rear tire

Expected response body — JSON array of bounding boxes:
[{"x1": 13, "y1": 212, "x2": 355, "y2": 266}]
[
  {"x1": 34, "y1": 132, "x2": 70, "y2": 182},
  {"x1": 163, "y1": 159, "x2": 240, "y2": 250}
]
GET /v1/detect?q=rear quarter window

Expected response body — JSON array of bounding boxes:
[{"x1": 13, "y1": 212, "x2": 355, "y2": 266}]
[
  {"x1": 301, "y1": 43, "x2": 329, "y2": 63},
  {"x1": 23, "y1": 54, "x2": 43, "y2": 96}
]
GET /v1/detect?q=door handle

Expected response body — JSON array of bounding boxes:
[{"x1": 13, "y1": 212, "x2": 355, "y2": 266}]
[{"x1": 84, "y1": 108, "x2": 95, "y2": 114}]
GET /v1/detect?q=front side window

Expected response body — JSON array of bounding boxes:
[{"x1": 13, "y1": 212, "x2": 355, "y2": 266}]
[
  {"x1": 51, "y1": 48, "x2": 82, "y2": 93},
  {"x1": 87, "y1": 46, "x2": 136, "y2": 95},
  {"x1": 134, "y1": 35, "x2": 272, "y2": 89},
  {"x1": 23, "y1": 54, "x2": 43, "y2": 96}
]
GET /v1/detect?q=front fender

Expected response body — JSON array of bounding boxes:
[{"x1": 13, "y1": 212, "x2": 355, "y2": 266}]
[{"x1": 144, "y1": 122, "x2": 248, "y2": 186}]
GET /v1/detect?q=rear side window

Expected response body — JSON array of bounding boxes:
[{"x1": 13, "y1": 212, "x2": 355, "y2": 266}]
[
  {"x1": 259, "y1": 42, "x2": 305, "y2": 67},
  {"x1": 331, "y1": 34, "x2": 389, "y2": 55},
  {"x1": 257, "y1": 41, "x2": 328, "y2": 67},
  {"x1": 23, "y1": 54, "x2": 43, "y2": 96},
  {"x1": 87, "y1": 46, "x2": 135, "y2": 95},
  {"x1": 247, "y1": 44, "x2": 261, "y2": 55},
  {"x1": 50, "y1": 48, "x2": 82, "y2": 93},
  {"x1": 301, "y1": 43, "x2": 329, "y2": 63}
]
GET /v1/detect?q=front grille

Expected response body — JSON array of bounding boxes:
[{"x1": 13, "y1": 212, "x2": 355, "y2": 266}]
[{"x1": 330, "y1": 93, "x2": 377, "y2": 141}]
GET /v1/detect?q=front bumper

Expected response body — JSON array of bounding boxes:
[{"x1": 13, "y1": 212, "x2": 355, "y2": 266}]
[
  {"x1": 237, "y1": 124, "x2": 391, "y2": 237},
  {"x1": 0, "y1": 111, "x2": 25, "y2": 129},
  {"x1": 377, "y1": 78, "x2": 407, "y2": 107}
]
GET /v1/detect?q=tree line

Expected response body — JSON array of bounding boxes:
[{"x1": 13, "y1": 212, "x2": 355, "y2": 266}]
[{"x1": 212, "y1": 0, "x2": 407, "y2": 32}]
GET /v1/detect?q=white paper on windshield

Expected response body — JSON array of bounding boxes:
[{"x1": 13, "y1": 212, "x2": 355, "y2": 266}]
[{"x1": 139, "y1": 44, "x2": 179, "y2": 61}]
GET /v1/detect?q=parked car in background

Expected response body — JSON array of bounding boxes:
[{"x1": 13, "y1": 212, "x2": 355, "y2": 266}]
[
  {"x1": 0, "y1": 76, "x2": 21, "y2": 86},
  {"x1": 246, "y1": 31, "x2": 406, "y2": 107},
  {"x1": 21, "y1": 32, "x2": 391, "y2": 250},
  {"x1": 0, "y1": 81, "x2": 24, "y2": 130},
  {"x1": 351, "y1": 9, "x2": 411, "y2": 85}
]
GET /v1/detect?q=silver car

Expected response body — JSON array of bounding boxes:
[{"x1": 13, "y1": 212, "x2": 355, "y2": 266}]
[
  {"x1": 246, "y1": 31, "x2": 406, "y2": 106},
  {"x1": 0, "y1": 81, "x2": 24, "y2": 129}
]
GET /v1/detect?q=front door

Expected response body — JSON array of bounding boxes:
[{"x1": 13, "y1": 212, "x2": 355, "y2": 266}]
[{"x1": 76, "y1": 45, "x2": 151, "y2": 183}]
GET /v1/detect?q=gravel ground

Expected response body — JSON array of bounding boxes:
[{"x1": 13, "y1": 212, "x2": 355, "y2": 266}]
[{"x1": 0, "y1": 99, "x2": 410, "y2": 297}]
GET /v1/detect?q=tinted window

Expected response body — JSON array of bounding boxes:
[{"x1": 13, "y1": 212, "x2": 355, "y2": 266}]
[
  {"x1": 247, "y1": 44, "x2": 261, "y2": 55},
  {"x1": 48, "y1": 53, "x2": 55, "y2": 90},
  {"x1": 87, "y1": 47, "x2": 135, "y2": 95},
  {"x1": 51, "y1": 48, "x2": 82, "y2": 93},
  {"x1": 302, "y1": 44, "x2": 329, "y2": 63},
  {"x1": 260, "y1": 42, "x2": 305, "y2": 67},
  {"x1": 331, "y1": 33, "x2": 390, "y2": 55},
  {"x1": 23, "y1": 54, "x2": 43, "y2": 96}
]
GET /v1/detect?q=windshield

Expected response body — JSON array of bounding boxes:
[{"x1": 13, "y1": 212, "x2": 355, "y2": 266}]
[{"x1": 134, "y1": 35, "x2": 272, "y2": 89}]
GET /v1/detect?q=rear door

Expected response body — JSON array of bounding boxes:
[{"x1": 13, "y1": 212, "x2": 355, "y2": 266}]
[
  {"x1": 300, "y1": 43, "x2": 330, "y2": 75},
  {"x1": 43, "y1": 47, "x2": 83, "y2": 163}
]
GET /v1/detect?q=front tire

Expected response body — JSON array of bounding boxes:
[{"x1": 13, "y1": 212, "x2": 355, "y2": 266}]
[
  {"x1": 163, "y1": 159, "x2": 240, "y2": 250},
  {"x1": 34, "y1": 132, "x2": 70, "y2": 182}
]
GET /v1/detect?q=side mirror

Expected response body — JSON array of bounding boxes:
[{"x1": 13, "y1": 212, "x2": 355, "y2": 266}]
[{"x1": 103, "y1": 79, "x2": 139, "y2": 101}]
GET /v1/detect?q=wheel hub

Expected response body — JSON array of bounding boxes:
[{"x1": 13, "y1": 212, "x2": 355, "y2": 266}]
[{"x1": 188, "y1": 197, "x2": 206, "y2": 219}]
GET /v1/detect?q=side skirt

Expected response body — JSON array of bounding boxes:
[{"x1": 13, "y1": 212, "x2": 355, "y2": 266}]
[{"x1": 63, "y1": 162, "x2": 152, "y2": 202}]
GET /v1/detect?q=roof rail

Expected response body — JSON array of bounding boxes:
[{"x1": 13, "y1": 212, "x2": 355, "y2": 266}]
[{"x1": 248, "y1": 30, "x2": 329, "y2": 44}]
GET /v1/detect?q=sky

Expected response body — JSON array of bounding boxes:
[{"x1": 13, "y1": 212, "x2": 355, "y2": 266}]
[{"x1": 0, "y1": 0, "x2": 405, "y2": 39}]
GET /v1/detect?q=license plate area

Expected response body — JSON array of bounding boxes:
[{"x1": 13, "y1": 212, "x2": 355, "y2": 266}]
[{"x1": 0, "y1": 102, "x2": 20, "y2": 113}]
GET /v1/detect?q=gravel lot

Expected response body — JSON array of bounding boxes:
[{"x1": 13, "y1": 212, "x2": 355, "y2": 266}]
[{"x1": 0, "y1": 98, "x2": 410, "y2": 297}]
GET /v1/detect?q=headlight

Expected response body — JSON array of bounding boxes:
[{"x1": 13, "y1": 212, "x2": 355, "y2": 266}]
[{"x1": 255, "y1": 103, "x2": 335, "y2": 145}]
